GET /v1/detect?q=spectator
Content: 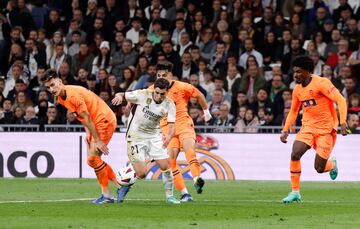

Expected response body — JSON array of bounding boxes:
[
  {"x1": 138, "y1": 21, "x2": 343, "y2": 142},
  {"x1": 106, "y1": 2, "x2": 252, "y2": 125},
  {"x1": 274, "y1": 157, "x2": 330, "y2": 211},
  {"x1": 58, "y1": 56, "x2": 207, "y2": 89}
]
[
  {"x1": 200, "y1": 69, "x2": 216, "y2": 99},
  {"x1": 107, "y1": 74, "x2": 123, "y2": 99},
  {"x1": 209, "y1": 41, "x2": 227, "y2": 73},
  {"x1": 3, "y1": 64, "x2": 28, "y2": 98},
  {"x1": 208, "y1": 89, "x2": 231, "y2": 117},
  {"x1": 309, "y1": 50, "x2": 325, "y2": 76},
  {"x1": 120, "y1": 67, "x2": 137, "y2": 91},
  {"x1": 112, "y1": 39, "x2": 138, "y2": 80},
  {"x1": 230, "y1": 91, "x2": 249, "y2": 118},
  {"x1": 342, "y1": 77, "x2": 359, "y2": 101},
  {"x1": 91, "y1": 41, "x2": 112, "y2": 79},
  {"x1": 174, "y1": 32, "x2": 193, "y2": 57},
  {"x1": 289, "y1": 13, "x2": 306, "y2": 41},
  {"x1": 34, "y1": 89, "x2": 54, "y2": 115},
  {"x1": 347, "y1": 113, "x2": 360, "y2": 134},
  {"x1": 172, "y1": 52, "x2": 198, "y2": 81},
  {"x1": 49, "y1": 43, "x2": 72, "y2": 73},
  {"x1": 75, "y1": 68, "x2": 90, "y2": 89},
  {"x1": 7, "y1": 79, "x2": 27, "y2": 102},
  {"x1": 23, "y1": 106, "x2": 38, "y2": 125},
  {"x1": 198, "y1": 27, "x2": 217, "y2": 62},
  {"x1": 324, "y1": 29, "x2": 341, "y2": 59},
  {"x1": 326, "y1": 39, "x2": 351, "y2": 69},
  {"x1": 24, "y1": 39, "x2": 46, "y2": 79},
  {"x1": 46, "y1": 31, "x2": 68, "y2": 66},
  {"x1": 225, "y1": 64, "x2": 241, "y2": 96},
  {"x1": 12, "y1": 106, "x2": 26, "y2": 124},
  {"x1": 262, "y1": 31, "x2": 279, "y2": 66},
  {"x1": 209, "y1": 103, "x2": 234, "y2": 133},
  {"x1": 189, "y1": 74, "x2": 207, "y2": 97},
  {"x1": 234, "y1": 108, "x2": 259, "y2": 133},
  {"x1": 13, "y1": 91, "x2": 33, "y2": 111},
  {"x1": 58, "y1": 62, "x2": 76, "y2": 85},
  {"x1": 267, "y1": 74, "x2": 287, "y2": 103},
  {"x1": 135, "y1": 63, "x2": 157, "y2": 90},
  {"x1": 0, "y1": 98, "x2": 14, "y2": 124},
  {"x1": 126, "y1": 17, "x2": 142, "y2": 44},
  {"x1": 144, "y1": 0, "x2": 167, "y2": 21},
  {"x1": 238, "y1": 38, "x2": 263, "y2": 70},
  {"x1": 250, "y1": 88, "x2": 272, "y2": 114},
  {"x1": 171, "y1": 18, "x2": 187, "y2": 46},
  {"x1": 188, "y1": 106, "x2": 205, "y2": 126},
  {"x1": 281, "y1": 38, "x2": 306, "y2": 75},
  {"x1": 348, "y1": 93, "x2": 360, "y2": 115},
  {"x1": 86, "y1": 74, "x2": 98, "y2": 94},
  {"x1": 234, "y1": 64, "x2": 266, "y2": 103}
]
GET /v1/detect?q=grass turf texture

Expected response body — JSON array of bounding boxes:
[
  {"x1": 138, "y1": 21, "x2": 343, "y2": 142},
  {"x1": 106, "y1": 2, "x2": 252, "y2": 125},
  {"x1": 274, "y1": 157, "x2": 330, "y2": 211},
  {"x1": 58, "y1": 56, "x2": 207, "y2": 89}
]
[{"x1": 0, "y1": 179, "x2": 360, "y2": 228}]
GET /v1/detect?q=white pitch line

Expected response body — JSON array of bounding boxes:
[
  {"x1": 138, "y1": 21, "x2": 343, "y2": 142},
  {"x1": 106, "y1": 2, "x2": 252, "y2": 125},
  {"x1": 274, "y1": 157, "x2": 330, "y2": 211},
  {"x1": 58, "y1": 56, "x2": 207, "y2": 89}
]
[{"x1": 0, "y1": 198, "x2": 358, "y2": 204}]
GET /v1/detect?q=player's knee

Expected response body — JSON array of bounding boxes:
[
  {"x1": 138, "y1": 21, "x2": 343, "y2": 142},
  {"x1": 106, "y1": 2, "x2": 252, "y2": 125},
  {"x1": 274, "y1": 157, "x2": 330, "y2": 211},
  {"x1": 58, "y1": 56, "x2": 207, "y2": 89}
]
[
  {"x1": 291, "y1": 152, "x2": 302, "y2": 161},
  {"x1": 168, "y1": 158, "x2": 177, "y2": 168},
  {"x1": 315, "y1": 165, "x2": 325, "y2": 173}
]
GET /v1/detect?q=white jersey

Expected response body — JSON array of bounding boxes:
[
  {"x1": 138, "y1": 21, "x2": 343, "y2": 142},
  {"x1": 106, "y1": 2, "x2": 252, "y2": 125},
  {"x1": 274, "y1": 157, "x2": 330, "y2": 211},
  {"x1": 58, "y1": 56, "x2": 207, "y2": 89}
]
[{"x1": 125, "y1": 89, "x2": 176, "y2": 140}]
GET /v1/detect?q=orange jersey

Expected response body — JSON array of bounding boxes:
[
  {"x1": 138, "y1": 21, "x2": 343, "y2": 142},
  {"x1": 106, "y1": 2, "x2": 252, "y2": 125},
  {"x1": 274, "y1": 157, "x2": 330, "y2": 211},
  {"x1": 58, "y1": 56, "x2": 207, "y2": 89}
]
[
  {"x1": 57, "y1": 85, "x2": 116, "y2": 125},
  {"x1": 150, "y1": 80, "x2": 201, "y2": 126},
  {"x1": 283, "y1": 75, "x2": 347, "y2": 134}
]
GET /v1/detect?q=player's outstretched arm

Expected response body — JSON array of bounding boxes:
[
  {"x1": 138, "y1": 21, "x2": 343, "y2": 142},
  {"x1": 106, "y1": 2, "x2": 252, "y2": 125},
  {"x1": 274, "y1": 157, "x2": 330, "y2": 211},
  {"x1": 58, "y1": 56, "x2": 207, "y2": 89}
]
[
  {"x1": 196, "y1": 91, "x2": 212, "y2": 122},
  {"x1": 281, "y1": 91, "x2": 301, "y2": 143},
  {"x1": 321, "y1": 80, "x2": 348, "y2": 135},
  {"x1": 112, "y1": 92, "x2": 125, "y2": 105},
  {"x1": 79, "y1": 111, "x2": 109, "y2": 155}
]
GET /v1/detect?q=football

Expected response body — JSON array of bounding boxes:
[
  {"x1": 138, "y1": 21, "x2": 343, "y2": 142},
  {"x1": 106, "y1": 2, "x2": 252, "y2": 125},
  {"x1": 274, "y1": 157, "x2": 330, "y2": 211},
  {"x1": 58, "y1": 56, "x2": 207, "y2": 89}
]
[{"x1": 116, "y1": 165, "x2": 137, "y2": 187}]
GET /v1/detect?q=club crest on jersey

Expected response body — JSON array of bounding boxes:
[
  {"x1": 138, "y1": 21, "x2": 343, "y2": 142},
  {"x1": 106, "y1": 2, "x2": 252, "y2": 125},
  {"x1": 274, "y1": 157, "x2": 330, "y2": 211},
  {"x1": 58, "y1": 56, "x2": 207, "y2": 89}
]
[{"x1": 146, "y1": 98, "x2": 152, "y2": 107}]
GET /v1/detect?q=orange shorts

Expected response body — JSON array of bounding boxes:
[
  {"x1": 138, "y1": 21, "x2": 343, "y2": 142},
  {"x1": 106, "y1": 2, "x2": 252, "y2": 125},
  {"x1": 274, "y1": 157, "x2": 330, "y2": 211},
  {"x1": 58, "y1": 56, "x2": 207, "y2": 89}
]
[
  {"x1": 296, "y1": 127, "x2": 337, "y2": 159},
  {"x1": 161, "y1": 119, "x2": 196, "y2": 149},
  {"x1": 89, "y1": 118, "x2": 117, "y2": 145}
]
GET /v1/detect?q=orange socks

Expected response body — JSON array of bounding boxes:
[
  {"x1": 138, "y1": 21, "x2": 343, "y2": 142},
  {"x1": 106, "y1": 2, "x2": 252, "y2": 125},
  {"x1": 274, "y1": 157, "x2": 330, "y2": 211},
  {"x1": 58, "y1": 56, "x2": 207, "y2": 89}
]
[
  {"x1": 88, "y1": 156, "x2": 116, "y2": 194},
  {"x1": 169, "y1": 158, "x2": 186, "y2": 192},
  {"x1": 185, "y1": 148, "x2": 200, "y2": 178},
  {"x1": 290, "y1": 160, "x2": 301, "y2": 191},
  {"x1": 324, "y1": 160, "x2": 334, "y2": 172}
]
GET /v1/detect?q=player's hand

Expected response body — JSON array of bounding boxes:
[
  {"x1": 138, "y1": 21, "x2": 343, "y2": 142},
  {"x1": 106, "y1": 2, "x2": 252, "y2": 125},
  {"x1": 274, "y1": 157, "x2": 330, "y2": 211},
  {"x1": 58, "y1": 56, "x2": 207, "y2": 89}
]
[
  {"x1": 162, "y1": 134, "x2": 171, "y2": 148},
  {"x1": 94, "y1": 140, "x2": 109, "y2": 155},
  {"x1": 340, "y1": 123, "x2": 349, "y2": 136},
  {"x1": 280, "y1": 131, "x2": 289, "y2": 143},
  {"x1": 203, "y1": 109, "x2": 212, "y2": 122},
  {"x1": 112, "y1": 93, "x2": 124, "y2": 105}
]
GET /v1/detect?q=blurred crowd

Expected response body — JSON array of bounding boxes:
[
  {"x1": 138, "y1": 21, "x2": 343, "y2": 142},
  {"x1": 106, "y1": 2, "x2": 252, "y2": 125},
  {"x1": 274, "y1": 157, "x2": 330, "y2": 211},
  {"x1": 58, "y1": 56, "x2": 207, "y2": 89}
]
[{"x1": 0, "y1": 0, "x2": 359, "y2": 133}]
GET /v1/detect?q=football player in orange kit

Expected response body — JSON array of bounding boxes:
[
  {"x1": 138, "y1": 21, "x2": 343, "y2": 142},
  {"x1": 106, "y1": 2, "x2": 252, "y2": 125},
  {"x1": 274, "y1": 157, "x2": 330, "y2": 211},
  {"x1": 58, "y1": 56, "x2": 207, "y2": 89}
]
[
  {"x1": 155, "y1": 62, "x2": 212, "y2": 202},
  {"x1": 44, "y1": 69, "x2": 121, "y2": 204},
  {"x1": 280, "y1": 56, "x2": 348, "y2": 203}
]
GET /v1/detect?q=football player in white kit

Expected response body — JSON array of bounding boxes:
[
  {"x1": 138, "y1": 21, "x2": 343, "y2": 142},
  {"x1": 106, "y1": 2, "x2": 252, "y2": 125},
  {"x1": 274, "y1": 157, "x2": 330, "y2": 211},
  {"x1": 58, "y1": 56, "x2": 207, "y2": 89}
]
[{"x1": 112, "y1": 78, "x2": 180, "y2": 204}]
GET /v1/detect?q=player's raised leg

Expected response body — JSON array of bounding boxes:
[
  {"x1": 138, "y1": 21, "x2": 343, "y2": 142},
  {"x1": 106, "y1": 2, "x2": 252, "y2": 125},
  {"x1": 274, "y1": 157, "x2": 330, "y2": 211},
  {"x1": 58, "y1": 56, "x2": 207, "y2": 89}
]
[
  {"x1": 282, "y1": 140, "x2": 308, "y2": 203},
  {"x1": 314, "y1": 131, "x2": 338, "y2": 180}
]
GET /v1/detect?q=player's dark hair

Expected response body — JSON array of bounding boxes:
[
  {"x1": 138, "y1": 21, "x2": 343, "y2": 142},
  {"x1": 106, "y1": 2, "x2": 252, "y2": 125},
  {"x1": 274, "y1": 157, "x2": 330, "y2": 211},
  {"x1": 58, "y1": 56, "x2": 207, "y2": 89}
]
[
  {"x1": 292, "y1": 55, "x2": 314, "y2": 73},
  {"x1": 154, "y1": 78, "x2": 170, "y2": 90},
  {"x1": 43, "y1": 69, "x2": 59, "y2": 82},
  {"x1": 157, "y1": 61, "x2": 173, "y2": 72}
]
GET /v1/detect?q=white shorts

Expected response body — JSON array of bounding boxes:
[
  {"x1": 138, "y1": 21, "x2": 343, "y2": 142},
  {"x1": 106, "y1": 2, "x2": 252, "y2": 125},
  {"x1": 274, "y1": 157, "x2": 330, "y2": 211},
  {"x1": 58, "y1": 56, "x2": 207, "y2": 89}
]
[{"x1": 127, "y1": 137, "x2": 168, "y2": 164}]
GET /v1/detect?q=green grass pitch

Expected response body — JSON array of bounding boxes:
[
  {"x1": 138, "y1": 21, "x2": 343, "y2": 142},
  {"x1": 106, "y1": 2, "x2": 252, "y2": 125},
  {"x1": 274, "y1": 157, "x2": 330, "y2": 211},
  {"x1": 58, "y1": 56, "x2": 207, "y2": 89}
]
[{"x1": 0, "y1": 179, "x2": 360, "y2": 228}]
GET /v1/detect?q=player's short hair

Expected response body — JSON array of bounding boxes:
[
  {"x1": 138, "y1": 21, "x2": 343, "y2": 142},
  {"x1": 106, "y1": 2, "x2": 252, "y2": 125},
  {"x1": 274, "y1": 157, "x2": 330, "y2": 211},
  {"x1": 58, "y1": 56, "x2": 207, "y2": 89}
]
[
  {"x1": 157, "y1": 61, "x2": 173, "y2": 72},
  {"x1": 43, "y1": 69, "x2": 59, "y2": 82},
  {"x1": 292, "y1": 55, "x2": 314, "y2": 73},
  {"x1": 154, "y1": 78, "x2": 170, "y2": 90}
]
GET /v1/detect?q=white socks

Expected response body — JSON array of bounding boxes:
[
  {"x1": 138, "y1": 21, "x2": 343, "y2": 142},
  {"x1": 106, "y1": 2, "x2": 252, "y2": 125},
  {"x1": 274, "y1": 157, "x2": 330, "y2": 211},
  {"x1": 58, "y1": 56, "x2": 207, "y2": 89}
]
[{"x1": 162, "y1": 169, "x2": 174, "y2": 198}]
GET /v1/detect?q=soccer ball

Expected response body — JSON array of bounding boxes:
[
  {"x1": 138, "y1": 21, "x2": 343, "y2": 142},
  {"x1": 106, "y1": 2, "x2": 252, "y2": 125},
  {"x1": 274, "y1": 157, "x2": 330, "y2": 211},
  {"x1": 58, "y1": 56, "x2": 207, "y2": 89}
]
[{"x1": 116, "y1": 165, "x2": 137, "y2": 187}]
